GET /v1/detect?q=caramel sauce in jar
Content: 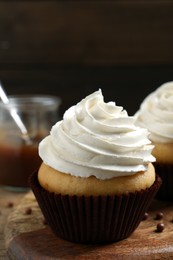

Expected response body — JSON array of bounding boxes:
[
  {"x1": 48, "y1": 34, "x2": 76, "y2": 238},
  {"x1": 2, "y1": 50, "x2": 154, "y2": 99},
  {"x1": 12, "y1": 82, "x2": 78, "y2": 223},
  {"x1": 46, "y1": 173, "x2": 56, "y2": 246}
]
[
  {"x1": 0, "y1": 134, "x2": 43, "y2": 188},
  {"x1": 0, "y1": 95, "x2": 61, "y2": 191}
]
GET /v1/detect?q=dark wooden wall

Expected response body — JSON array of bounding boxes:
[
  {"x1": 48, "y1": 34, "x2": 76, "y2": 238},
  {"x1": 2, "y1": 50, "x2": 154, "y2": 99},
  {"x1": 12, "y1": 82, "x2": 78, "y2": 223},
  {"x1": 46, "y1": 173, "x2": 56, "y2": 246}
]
[{"x1": 0, "y1": 1, "x2": 173, "y2": 116}]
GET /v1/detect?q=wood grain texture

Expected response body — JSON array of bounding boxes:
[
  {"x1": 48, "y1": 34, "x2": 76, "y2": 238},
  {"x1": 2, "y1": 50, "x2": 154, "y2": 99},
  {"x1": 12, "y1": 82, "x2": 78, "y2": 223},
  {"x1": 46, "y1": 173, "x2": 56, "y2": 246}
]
[
  {"x1": 5, "y1": 191, "x2": 173, "y2": 259},
  {"x1": 0, "y1": 188, "x2": 24, "y2": 259},
  {"x1": 0, "y1": 1, "x2": 172, "y2": 66}
]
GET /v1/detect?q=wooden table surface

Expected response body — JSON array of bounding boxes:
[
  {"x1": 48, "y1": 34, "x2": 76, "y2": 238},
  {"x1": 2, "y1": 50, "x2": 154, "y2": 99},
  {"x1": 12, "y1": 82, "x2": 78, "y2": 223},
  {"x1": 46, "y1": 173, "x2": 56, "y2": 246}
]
[{"x1": 0, "y1": 187, "x2": 27, "y2": 259}]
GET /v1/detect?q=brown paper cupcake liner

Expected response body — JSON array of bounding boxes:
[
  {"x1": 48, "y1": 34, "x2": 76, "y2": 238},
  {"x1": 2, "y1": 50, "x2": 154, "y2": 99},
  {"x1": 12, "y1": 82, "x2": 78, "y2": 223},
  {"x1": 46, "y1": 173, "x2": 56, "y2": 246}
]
[
  {"x1": 154, "y1": 163, "x2": 173, "y2": 201},
  {"x1": 30, "y1": 171, "x2": 161, "y2": 244}
]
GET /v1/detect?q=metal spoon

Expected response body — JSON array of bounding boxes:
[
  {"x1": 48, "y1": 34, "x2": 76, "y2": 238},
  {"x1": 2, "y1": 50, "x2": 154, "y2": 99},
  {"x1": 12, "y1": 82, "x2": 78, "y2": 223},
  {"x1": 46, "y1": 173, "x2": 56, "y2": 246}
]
[{"x1": 0, "y1": 82, "x2": 32, "y2": 145}]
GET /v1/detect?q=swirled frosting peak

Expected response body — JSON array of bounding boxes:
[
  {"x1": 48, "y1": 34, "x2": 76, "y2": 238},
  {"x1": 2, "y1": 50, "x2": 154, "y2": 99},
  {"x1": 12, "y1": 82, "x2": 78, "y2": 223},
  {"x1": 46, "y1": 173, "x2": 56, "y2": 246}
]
[
  {"x1": 39, "y1": 89, "x2": 155, "y2": 180},
  {"x1": 135, "y1": 81, "x2": 173, "y2": 143}
]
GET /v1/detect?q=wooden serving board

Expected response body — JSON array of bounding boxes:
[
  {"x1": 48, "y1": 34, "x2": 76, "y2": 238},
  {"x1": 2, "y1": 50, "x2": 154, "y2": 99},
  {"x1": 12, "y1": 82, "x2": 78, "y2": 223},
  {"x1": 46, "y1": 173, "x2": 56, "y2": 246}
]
[{"x1": 4, "y1": 191, "x2": 173, "y2": 260}]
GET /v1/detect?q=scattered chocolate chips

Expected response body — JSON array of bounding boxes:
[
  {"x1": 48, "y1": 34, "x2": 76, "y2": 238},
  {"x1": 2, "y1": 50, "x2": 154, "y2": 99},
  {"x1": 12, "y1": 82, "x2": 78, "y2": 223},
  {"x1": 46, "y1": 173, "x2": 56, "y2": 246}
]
[
  {"x1": 142, "y1": 212, "x2": 149, "y2": 221},
  {"x1": 156, "y1": 223, "x2": 165, "y2": 233},
  {"x1": 7, "y1": 202, "x2": 14, "y2": 208},
  {"x1": 155, "y1": 212, "x2": 164, "y2": 220},
  {"x1": 24, "y1": 207, "x2": 32, "y2": 215}
]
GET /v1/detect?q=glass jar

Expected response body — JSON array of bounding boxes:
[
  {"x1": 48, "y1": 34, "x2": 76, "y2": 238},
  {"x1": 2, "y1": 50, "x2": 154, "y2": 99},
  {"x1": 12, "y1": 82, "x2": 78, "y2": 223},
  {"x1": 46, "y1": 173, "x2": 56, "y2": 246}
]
[{"x1": 0, "y1": 95, "x2": 61, "y2": 191}]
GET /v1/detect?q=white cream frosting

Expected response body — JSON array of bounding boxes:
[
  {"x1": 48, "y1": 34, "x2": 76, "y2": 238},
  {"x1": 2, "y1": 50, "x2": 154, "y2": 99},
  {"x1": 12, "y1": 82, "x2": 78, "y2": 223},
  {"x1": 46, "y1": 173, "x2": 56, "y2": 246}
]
[
  {"x1": 39, "y1": 89, "x2": 155, "y2": 180},
  {"x1": 135, "y1": 81, "x2": 173, "y2": 143}
]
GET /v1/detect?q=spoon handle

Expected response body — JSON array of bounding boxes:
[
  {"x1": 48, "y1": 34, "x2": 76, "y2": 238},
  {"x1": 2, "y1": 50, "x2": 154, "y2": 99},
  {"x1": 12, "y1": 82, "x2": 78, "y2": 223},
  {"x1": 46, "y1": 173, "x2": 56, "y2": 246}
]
[{"x1": 0, "y1": 82, "x2": 32, "y2": 145}]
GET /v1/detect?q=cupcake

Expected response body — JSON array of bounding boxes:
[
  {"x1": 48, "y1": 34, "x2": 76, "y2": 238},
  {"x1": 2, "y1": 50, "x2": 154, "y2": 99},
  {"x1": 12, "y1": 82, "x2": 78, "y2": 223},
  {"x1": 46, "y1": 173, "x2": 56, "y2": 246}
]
[
  {"x1": 135, "y1": 81, "x2": 173, "y2": 201},
  {"x1": 30, "y1": 89, "x2": 161, "y2": 243}
]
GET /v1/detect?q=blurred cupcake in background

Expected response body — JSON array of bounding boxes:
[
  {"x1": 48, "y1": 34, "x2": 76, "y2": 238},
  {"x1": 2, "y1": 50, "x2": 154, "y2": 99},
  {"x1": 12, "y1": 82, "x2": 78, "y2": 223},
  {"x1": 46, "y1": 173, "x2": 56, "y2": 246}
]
[
  {"x1": 30, "y1": 89, "x2": 161, "y2": 243},
  {"x1": 135, "y1": 81, "x2": 173, "y2": 201}
]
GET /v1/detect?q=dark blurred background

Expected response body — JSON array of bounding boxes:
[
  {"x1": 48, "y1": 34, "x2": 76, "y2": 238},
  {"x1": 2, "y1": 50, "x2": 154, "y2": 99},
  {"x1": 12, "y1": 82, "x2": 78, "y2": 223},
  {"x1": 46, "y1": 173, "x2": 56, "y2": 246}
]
[{"x1": 0, "y1": 1, "x2": 173, "y2": 117}]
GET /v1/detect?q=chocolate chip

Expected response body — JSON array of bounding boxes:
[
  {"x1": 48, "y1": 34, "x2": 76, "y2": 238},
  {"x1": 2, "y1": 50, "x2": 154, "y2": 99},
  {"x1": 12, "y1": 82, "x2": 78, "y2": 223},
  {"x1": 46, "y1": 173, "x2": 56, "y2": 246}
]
[
  {"x1": 155, "y1": 212, "x2": 164, "y2": 220},
  {"x1": 142, "y1": 212, "x2": 149, "y2": 220},
  {"x1": 25, "y1": 208, "x2": 32, "y2": 215},
  {"x1": 156, "y1": 223, "x2": 165, "y2": 233},
  {"x1": 7, "y1": 202, "x2": 14, "y2": 208}
]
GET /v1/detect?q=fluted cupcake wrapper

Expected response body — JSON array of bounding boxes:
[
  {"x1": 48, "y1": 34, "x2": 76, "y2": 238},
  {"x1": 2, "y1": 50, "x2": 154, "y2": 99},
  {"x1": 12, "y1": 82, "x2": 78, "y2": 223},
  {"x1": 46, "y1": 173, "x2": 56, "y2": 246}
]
[
  {"x1": 30, "y1": 172, "x2": 161, "y2": 244},
  {"x1": 154, "y1": 163, "x2": 173, "y2": 201}
]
